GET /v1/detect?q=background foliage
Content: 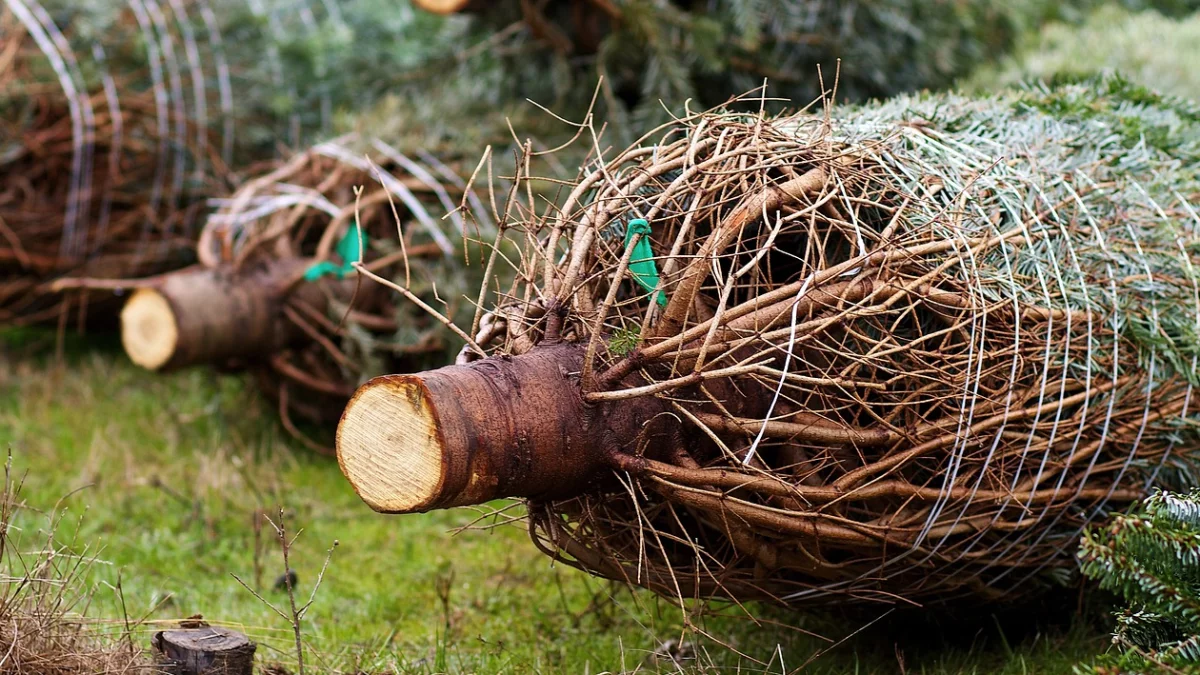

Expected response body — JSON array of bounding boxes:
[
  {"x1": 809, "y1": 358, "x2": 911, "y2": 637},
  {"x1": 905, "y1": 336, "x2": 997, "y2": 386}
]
[{"x1": 965, "y1": 4, "x2": 1200, "y2": 101}]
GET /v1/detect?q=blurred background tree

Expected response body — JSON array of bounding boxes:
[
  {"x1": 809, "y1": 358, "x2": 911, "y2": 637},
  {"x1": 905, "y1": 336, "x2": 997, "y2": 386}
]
[
  {"x1": 402, "y1": 0, "x2": 1200, "y2": 136},
  {"x1": 964, "y1": 4, "x2": 1200, "y2": 101}
]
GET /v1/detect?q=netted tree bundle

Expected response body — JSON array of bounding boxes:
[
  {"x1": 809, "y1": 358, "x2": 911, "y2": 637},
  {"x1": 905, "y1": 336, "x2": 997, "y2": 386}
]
[
  {"x1": 120, "y1": 135, "x2": 488, "y2": 450},
  {"x1": 0, "y1": 0, "x2": 453, "y2": 327},
  {"x1": 0, "y1": 0, "x2": 217, "y2": 325},
  {"x1": 412, "y1": 0, "x2": 1200, "y2": 127},
  {"x1": 337, "y1": 76, "x2": 1200, "y2": 608}
]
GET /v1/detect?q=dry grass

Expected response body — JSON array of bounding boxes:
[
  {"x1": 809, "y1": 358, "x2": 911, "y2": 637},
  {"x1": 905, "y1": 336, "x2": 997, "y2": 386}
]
[{"x1": 0, "y1": 456, "x2": 150, "y2": 674}]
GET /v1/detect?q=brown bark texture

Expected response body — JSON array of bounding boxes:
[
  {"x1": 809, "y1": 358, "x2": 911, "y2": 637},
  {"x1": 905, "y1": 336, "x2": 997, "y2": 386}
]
[
  {"x1": 340, "y1": 343, "x2": 685, "y2": 512},
  {"x1": 121, "y1": 257, "x2": 317, "y2": 371}
]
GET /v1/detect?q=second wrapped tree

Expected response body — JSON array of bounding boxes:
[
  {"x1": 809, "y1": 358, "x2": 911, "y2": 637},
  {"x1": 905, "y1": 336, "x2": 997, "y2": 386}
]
[{"x1": 337, "y1": 76, "x2": 1200, "y2": 607}]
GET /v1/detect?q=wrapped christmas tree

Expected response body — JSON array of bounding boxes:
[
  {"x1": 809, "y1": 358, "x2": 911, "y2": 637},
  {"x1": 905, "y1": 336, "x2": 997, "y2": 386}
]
[
  {"x1": 1, "y1": 0, "x2": 217, "y2": 325},
  {"x1": 1, "y1": 0, "x2": 473, "y2": 327},
  {"x1": 337, "y1": 76, "x2": 1200, "y2": 607},
  {"x1": 118, "y1": 134, "x2": 491, "y2": 450}
]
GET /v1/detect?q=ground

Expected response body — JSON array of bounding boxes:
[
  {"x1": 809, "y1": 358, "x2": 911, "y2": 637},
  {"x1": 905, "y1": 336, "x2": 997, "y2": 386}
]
[{"x1": 0, "y1": 329, "x2": 1110, "y2": 673}]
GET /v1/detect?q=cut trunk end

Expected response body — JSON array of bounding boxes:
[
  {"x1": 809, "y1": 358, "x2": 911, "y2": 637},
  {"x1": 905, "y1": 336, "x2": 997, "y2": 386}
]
[
  {"x1": 151, "y1": 627, "x2": 255, "y2": 675},
  {"x1": 120, "y1": 259, "x2": 313, "y2": 371},
  {"x1": 121, "y1": 288, "x2": 179, "y2": 370},
  {"x1": 338, "y1": 344, "x2": 634, "y2": 513}
]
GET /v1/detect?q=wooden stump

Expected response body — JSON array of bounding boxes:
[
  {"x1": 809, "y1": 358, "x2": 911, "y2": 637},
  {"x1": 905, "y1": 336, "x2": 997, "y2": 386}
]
[{"x1": 151, "y1": 627, "x2": 256, "y2": 675}]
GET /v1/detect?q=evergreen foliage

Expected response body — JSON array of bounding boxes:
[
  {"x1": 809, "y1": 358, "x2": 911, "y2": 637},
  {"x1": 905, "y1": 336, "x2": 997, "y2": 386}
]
[
  {"x1": 412, "y1": 0, "x2": 1200, "y2": 131},
  {"x1": 965, "y1": 4, "x2": 1200, "y2": 103},
  {"x1": 18, "y1": 0, "x2": 445, "y2": 158},
  {"x1": 1078, "y1": 490, "x2": 1200, "y2": 672},
  {"x1": 840, "y1": 75, "x2": 1200, "y2": 395}
]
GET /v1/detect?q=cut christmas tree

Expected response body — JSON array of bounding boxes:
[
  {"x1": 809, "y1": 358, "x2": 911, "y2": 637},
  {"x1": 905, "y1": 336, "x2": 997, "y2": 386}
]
[
  {"x1": 119, "y1": 134, "x2": 492, "y2": 450},
  {"x1": 0, "y1": 0, "x2": 473, "y2": 328},
  {"x1": 1, "y1": 0, "x2": 219, "y2": 326},
  {"x1": 337, "y1": 76, "x2": 1200, "y2": 607}
]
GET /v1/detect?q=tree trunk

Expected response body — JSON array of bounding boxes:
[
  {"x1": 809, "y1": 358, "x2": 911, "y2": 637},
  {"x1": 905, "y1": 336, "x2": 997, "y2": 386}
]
[
  {"x1": 337, "y1": 343, "x2": 676, "y2": 513},
  {"x1": 151, "y1": 627, "x2": 255, "y2": 675},
  {"x1": 120, "y1": 257, "x2": 318, "y2": 371}
]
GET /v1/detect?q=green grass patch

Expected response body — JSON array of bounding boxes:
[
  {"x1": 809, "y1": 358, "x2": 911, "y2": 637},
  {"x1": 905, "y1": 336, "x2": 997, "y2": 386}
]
[{"x1": 0, "y1": 331, "x2": 1110, "y2": 673}]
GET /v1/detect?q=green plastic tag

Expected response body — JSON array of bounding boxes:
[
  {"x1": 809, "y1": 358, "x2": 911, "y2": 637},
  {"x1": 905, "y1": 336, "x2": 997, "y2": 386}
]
[
  {"x1": 624, "y1": 219, "x2": 666, "y2": 307},
  {"x1": 303, "y1": 226, "x2": 367, "y2": 281}
]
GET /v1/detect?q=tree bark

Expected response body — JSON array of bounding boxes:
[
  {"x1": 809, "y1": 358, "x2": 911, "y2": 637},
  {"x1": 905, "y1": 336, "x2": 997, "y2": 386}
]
[
  {"x1": 151, "y1": 627, "x2": 255, "y2": 675},
  {"x1": 337, "y1": 343, "x2": 677, "y2": 513},
  {"x1": 120, "y1": 257, "x2": 318, "y2": 371}
]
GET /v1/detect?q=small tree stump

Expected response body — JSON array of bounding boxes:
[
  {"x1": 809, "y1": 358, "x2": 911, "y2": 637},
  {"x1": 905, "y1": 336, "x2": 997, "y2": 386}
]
[{"x1": 152, "y1": 627, "x2": 256, "y2": 675}]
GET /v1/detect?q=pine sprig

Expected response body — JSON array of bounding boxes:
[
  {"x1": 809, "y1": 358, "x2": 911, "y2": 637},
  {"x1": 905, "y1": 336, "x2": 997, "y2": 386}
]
[{"x1": 1079, "y1": 490, "x2": 1200, "y2": 671}]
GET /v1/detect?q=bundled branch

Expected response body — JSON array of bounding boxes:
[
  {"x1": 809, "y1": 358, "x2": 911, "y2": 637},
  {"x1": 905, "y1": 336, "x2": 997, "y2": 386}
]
[
  {"x1": 338, "y1": 76, "x2": 1200, "y2": 608},
  {"x1": 1079, "y1": 490, "x2": 1200, "y2": 671},
  {"x1": 121, "y1": 135, "x2": 488, "y2": 450}
]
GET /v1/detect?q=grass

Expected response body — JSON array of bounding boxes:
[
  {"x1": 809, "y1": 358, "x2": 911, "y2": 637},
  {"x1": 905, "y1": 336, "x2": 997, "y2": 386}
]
[{"x1": 0, "y1": 328, "x2": 1112, "y2": 673}]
